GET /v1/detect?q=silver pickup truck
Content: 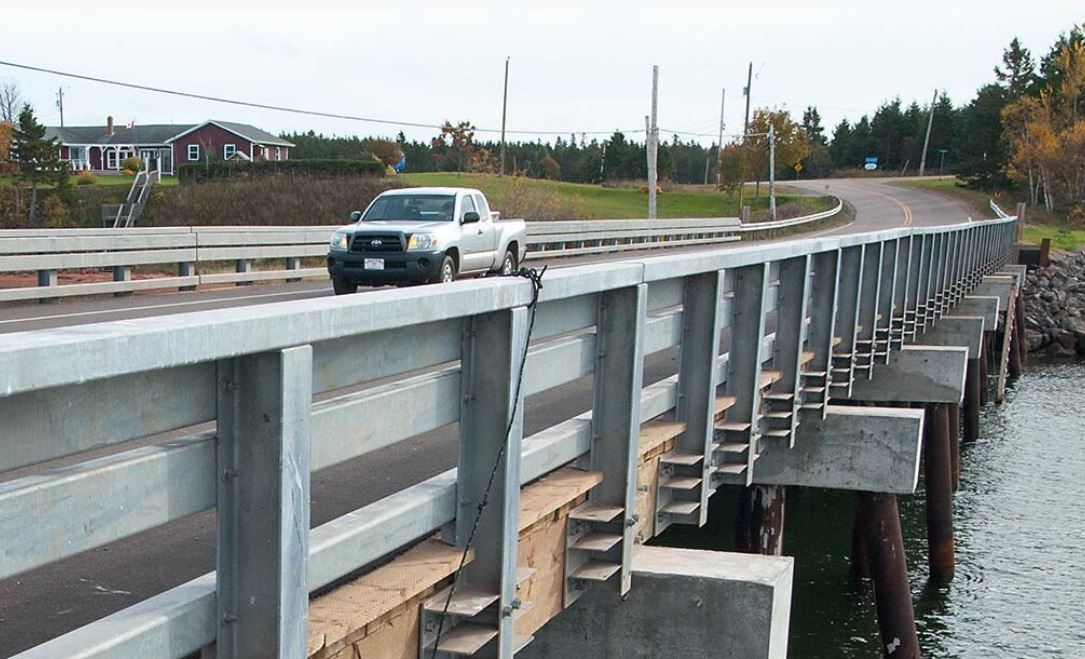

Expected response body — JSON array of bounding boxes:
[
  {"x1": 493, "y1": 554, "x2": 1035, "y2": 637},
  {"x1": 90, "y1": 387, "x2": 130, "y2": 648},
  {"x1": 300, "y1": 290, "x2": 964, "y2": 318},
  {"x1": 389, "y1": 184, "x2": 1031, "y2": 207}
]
[{"x1": 327, "y1": 187, "x2": 528, "y2": 294}]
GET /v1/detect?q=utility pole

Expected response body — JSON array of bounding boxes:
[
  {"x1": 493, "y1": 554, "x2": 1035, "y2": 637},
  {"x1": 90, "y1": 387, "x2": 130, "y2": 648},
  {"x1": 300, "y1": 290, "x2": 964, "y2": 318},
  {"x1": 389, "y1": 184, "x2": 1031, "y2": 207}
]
[
  {"x1": 499, "y1": 57, "x2": 510, "y2": 176},
  {"x1": 647, "y1": 65, "x2": 659, "y2": 219},
  {"x1": 919, "y1": 89, "x2": 937, "y2": 177},
  {"x1": 738, "y1": 62, "x2": 753, "y2": 207},
  {"x1": 704, "y1": 155, "x2": 711, "y2": 185},
  {"x1": 768, "y1": 123, "x2": 777, "y2": 221},
  {"x1": 716, "y1": 88, "x2": 726, "y2": 189},
  {"x1": 55, "y1": 87, "x2": 64, "y2": 127},
  {"x1": 742, "y1": 63, "x2": 753, "y2": 138}
]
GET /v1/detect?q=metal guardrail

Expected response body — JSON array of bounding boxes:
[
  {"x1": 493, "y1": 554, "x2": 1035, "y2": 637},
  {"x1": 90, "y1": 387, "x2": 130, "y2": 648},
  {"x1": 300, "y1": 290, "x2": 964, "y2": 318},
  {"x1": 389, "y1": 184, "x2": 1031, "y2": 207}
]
[
  {"x1": 0, "y1": 214, "x2": 1016, "y2": 657},
  {"x1": 0, "y1": 201, "x2": 842, "y2": 304},
  {"x1": 990, "y1": 199, "x2": 1011, "y2": 219},
  {"x1": 738, "y1": 199, "x2": 844, "y2": 232}
]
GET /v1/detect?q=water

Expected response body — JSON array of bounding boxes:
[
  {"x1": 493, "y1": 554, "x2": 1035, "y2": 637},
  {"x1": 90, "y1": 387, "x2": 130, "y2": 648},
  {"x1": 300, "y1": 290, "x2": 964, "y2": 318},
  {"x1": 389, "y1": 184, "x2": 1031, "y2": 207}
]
[{"x1": 662, "y1": 363, "x2": 1085, "y2": 658}]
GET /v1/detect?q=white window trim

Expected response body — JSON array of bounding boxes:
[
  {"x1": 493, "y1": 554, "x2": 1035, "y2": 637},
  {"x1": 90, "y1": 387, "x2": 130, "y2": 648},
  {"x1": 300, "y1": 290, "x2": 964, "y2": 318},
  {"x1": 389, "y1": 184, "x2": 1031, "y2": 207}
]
[
  {"x1": 275, "y1": 146, "x2": 282, "y2": 161},
  {"x1": 106, "y1": 150, "x2": 119, "y2": 170},
  {"x1": 187, "y1": 144, "x2": 200, "y2": 161},
  {"x1": 223, "y1": 144, "x2": 237, "y2": 160}
]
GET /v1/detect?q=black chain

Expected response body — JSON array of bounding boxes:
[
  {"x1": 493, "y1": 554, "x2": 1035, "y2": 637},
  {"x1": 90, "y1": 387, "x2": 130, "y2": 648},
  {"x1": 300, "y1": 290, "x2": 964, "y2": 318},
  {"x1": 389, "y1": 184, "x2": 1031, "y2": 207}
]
[{"x1": 431, "y1": 265, "x2": 547, "y2": 657}]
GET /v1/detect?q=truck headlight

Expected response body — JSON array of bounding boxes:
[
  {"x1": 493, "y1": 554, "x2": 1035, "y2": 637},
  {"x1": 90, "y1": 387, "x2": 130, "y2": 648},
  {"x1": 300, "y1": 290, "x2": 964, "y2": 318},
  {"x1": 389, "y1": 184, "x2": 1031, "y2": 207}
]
[
  {"x1": 407, "y1": 233, "x2": 438, "y2": 251},
  {"x1": 330, "y1": 232, "x2": 349, "y2": 250}
]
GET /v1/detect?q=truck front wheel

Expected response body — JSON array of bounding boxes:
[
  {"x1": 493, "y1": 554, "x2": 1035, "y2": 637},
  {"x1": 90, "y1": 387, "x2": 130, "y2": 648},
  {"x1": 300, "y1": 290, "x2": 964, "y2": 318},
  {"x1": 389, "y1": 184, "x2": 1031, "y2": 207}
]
[
  {"x1": 438, "y1": 255, "x2": 457, "y2": 284},
  {"x1": 332, "y1": 277, "x2": 357, "y2": 295}
]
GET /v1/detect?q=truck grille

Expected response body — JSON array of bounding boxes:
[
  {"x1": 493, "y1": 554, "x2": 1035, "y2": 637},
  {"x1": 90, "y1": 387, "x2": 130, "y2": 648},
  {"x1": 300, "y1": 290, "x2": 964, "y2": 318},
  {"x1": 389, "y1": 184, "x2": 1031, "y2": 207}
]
[{"x1": 350, "y1": 234, "x2": 403, "y2": 253}]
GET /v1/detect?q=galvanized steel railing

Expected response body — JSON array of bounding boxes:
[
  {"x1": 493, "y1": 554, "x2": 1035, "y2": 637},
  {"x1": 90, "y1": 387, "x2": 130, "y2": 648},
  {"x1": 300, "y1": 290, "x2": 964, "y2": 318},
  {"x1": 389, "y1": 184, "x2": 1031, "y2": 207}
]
[
  {"x1": 0, "y1": 201, "x2": 841, "y2": 303},
  {"x1": 0, "y1": 213, "x2": 1015, "y2": 658}
]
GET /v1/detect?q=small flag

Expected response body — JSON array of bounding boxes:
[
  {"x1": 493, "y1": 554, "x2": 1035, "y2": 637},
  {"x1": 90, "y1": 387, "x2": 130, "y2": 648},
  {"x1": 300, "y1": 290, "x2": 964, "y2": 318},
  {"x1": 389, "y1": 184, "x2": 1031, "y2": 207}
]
[{"x1": 126, "y1": 120, "x2": 135, "y2": 129}]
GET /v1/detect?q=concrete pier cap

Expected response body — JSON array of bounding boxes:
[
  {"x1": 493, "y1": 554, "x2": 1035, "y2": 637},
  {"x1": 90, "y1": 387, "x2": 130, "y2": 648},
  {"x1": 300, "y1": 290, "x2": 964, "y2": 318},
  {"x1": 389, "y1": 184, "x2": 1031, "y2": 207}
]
[
  {"x1": 754, "y1": 405, "x2": 925, "y2": 495},
  {"x1": 522, "y1": 545, "x2": 793, "y2": 659},
  {"x1": 846, "y1": 345, "x2": 968, "y2": 405}
]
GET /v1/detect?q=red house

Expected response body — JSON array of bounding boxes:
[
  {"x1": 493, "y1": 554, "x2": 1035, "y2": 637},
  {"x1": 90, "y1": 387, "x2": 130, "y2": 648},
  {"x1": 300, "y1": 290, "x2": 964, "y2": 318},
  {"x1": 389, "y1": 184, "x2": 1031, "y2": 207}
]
[{"x1": 46, "y1": 118, "x2": 294, "y2": 175}]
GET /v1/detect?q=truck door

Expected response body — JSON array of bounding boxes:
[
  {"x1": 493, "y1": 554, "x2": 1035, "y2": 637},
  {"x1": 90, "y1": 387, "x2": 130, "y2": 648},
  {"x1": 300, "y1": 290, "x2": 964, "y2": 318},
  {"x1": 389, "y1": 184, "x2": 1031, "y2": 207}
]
[{"x1": 458, "y1": 194, "x2": 493, "y2": 272}]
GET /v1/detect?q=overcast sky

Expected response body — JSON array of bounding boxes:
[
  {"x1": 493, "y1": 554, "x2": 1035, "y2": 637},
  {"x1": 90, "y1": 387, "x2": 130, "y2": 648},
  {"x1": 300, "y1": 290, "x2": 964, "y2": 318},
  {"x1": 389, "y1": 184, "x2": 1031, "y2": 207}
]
[{"x1": 3, "y1": 2, "x2": 1082, "y2": 145}]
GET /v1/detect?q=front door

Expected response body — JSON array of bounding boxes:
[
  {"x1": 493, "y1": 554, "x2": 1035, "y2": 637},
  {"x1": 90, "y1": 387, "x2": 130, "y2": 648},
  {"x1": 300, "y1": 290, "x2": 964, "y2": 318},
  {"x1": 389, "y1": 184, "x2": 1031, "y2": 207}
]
[{"x1": 140, "y1": 150, "x2": 156, "y2": 172}]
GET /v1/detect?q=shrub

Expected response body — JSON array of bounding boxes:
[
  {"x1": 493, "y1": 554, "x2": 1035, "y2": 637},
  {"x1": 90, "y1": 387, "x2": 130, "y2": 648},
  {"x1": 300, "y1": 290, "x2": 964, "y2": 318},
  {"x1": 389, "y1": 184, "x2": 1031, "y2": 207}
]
[
  {"x1": 122, "y1": 156, "x2": 143, "y2": 173},
  {"x1": 177, "y1": 158, "x2": 385, "y2": 183},
  {"x1": 75, "y1": 171, "x2": 98, "y2": 186},
  {"x1": 495, "y1": 176, "x2": 585, "y2": 221},
  {"x1": 143, "y1": 176, "x2": 405, "y2": 226}
]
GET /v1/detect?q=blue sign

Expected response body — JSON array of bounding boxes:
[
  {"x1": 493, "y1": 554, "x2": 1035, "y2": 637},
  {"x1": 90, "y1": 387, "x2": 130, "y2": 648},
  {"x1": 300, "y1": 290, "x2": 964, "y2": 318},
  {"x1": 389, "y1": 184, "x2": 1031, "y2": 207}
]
[
  {"x1": 864, "y1": 157, "x2": 878, "y2": 164},
  {"x1": 864, "y1": 156, "x2": 878, "y2": 171}
]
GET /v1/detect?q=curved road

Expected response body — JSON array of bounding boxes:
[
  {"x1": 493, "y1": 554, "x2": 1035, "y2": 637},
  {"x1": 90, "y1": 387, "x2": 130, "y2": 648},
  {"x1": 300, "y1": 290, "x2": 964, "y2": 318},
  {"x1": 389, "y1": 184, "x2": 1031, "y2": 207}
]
[{"x1": 0, "y1": 177, "x2": 983, "y2": 656}]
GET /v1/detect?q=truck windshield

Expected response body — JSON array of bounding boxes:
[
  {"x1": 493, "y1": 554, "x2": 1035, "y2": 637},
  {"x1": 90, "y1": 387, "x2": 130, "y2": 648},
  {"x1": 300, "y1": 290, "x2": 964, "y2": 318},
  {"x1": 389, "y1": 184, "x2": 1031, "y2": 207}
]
[{"x1": 362, "y1": 194, "x2": 456, "y2": 222}]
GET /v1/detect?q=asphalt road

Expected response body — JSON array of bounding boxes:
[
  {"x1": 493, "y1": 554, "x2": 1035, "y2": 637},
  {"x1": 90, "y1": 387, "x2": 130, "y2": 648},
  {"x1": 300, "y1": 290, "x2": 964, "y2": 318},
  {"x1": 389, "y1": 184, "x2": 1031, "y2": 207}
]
[{"x1": 0, "y1": 177, "x2": 977, "y2": 656}]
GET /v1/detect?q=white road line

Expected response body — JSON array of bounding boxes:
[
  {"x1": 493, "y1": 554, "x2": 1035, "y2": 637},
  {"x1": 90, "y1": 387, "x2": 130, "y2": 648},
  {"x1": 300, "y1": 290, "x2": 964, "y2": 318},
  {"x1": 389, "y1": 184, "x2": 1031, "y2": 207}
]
[{"x1": 0, "y1": 287, "x2": 332, "y2": 326}]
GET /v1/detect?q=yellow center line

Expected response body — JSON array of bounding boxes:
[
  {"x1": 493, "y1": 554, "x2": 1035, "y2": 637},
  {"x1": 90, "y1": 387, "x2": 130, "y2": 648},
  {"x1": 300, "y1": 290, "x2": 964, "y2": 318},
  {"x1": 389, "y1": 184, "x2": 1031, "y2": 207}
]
[{"x1": 832, "y1": 183, "x2": 913, "y2": 227}]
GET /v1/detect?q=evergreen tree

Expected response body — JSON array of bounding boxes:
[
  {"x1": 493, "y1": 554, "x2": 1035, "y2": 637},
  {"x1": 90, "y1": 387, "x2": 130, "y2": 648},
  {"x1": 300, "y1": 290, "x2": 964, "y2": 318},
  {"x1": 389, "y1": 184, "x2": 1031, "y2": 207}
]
[
  {"x1": 801, "y1": 106, "x2": 827, "y2": 146},
  {"x1": 11, "y1": 104, "x2": 65, "y2": 225},
  {"x1": 995, "y1": 37, "x2": 1037, "y2": 97}
]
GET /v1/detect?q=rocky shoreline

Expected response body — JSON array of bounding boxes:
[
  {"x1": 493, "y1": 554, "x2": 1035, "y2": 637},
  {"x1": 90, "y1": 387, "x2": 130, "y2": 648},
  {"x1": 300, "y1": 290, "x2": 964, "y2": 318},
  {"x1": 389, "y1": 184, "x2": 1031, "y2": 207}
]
[{"x1": 1022, "y1": 249, "x2": 1085, "y2": 358}]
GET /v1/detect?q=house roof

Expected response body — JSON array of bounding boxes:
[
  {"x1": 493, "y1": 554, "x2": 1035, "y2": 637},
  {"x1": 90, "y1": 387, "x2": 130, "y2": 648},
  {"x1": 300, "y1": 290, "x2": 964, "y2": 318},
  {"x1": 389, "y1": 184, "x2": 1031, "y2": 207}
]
[
  {"x1": 164, "y1": 120, "x2": 295, "y2": 147},
  {"x1": 44, "y1": 120, "x2": 295, "y2": 148},
  {"x1": 45, "y1": 124, "x2": 191, "y2": 146}
]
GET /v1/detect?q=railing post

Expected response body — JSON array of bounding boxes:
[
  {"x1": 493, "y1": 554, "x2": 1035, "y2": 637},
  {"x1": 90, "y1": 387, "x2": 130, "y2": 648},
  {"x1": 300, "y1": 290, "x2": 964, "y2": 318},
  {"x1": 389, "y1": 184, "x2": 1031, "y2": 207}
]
[
  {"x1": 236, "y1": 259, "x2": 252, "y2": 286},
  {"x1": 832, "y1": 246, "x2": 864, "y2": 396},
  {"x1": 215, "y1": 345, "x2": 313, "y2": 659},
  {"x1": 855, "y1": 243, "x2": 882, "y2": 378},
  {"x1": 808, "y1": 250, "x2": 841, "y2": 417},
  {"x1": 891, "y1": 236, "x2": 912, "y2": 350},
  {"x1": 876, "y1": 238, "x2": 899, "y2": 365},
  {"x1": 37, "y1": 268, "x2": 58, "y2": 305},
  {"x1": 667, "y1": 270, "x2": 725, "y2": 530},
  {"x1": 446, "y1": 307, "x2": 527, "y2": 657},
  {"x1": 179, "y1": 261, "x2": 198, "y2": 292},
  {"x1": 113, "y1": 265, "x2": 133, "y2": 297},
  {"x1": 720, "y1": 263, "x2": 769, "y2": 486},
  {"x1": 587, "y1": 284, "x2": 646, "y2": 593},
  {"x1": 770, "y1": 255, "x2": 811, "y2": 443},
  {"x1": 286, "y1": 256, "x2": 302, "y2": 283}
]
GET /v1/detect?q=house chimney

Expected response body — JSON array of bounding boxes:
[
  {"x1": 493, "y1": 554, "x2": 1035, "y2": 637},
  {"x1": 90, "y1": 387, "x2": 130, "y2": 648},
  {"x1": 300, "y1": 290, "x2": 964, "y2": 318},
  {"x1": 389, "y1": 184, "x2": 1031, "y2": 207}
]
[{"x1": 107, "y1": 116, "x2": 114, "y2": 136}]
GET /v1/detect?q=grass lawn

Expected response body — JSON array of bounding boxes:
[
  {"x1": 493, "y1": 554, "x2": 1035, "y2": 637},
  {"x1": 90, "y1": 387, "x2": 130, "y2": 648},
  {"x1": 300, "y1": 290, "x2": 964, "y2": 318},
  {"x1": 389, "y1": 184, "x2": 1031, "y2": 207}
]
[
  {"x1": 1021, "y1": 225, "x2": 1085, "y2": 252},
  {"x1": 401, "y1": 172, "x2": 819, "y2": 219}
]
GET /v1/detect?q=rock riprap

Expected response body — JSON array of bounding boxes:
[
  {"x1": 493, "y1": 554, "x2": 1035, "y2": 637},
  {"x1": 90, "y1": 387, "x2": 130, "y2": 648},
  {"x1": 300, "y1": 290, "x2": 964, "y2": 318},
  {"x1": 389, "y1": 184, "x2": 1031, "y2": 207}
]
[{"x1": 1022, "y1": 249, "x2": 1085, "y2": 357}]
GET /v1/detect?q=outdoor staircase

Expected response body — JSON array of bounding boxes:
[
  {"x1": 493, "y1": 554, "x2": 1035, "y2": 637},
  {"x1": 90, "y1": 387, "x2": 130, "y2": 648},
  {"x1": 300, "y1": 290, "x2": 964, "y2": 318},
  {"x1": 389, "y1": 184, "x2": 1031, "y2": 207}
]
[{"x1": 105, "y1": 169, "x2": 158, "y2": 228}]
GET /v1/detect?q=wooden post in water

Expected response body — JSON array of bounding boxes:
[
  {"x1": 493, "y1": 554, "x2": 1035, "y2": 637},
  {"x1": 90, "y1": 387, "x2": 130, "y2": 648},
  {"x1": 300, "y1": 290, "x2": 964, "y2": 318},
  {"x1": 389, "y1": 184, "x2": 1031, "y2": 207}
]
[
  {"x1": 948, "y1": 402, "x2": 961, "y2": 492},
  {"x1": 1014, "y1": 291, "x2": 1027, "y2": 370},
  {"x1": 734, "y1": 484, "x2": 787, "y2": 555},
  {"x1": 963, "y1": 355, "x2": 982, "y2": 443},
  {"x1": 857, "y1": 491, "x2": 922, "y2": 659},
  {"x1": 924, "y1": 403, "x2": 955, "y2": 584}
]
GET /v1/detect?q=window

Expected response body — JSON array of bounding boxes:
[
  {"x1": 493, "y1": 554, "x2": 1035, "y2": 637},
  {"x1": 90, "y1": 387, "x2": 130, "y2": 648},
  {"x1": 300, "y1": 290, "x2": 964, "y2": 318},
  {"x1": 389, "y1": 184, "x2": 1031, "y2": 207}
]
[
  {"x1": 275, "y1": 147, "x2": 282, "y2": 161},
  {"x1": 106, "y1": 150, "x2": 119, "y2": 169},
  {"x1": 68, "y1": 146, "x2": 86, "y2": 162},
  {"x1": 187, "y1": 144, "x2": 200, "y2": 161},
  {"x1": 473, "y1": 194, "x2": 491, "y2": 221},
  {"x1": 362, "y1": 194, "x2": 456, "y2": 222},
  {"x1": 223, "y1": 144, "x2": 237, "y2": 160},
  {"x1": 461, "y1": 195, "x2": 477, "y2": 221}
]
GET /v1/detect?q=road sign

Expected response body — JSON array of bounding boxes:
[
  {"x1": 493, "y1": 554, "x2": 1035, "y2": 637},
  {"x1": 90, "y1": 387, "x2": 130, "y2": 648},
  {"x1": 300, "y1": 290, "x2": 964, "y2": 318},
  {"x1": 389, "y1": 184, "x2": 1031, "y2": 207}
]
[
  {"x1": 864, "y1": 156, "x2": 878, "y2": 171},
  {"x1": 794, "y1": 162, "x2": 803, "y2": 173}
]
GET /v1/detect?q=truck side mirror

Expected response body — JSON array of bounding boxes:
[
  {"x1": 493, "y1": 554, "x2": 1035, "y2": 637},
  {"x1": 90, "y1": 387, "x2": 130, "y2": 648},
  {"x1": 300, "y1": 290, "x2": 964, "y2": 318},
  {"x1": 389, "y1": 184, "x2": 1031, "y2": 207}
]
[
  {"x1": 349, "y1": 210, "x2": 362, "y2": 222},
  {"x1": 462, "y1": 211, "x2": 481, "y2": 224}
]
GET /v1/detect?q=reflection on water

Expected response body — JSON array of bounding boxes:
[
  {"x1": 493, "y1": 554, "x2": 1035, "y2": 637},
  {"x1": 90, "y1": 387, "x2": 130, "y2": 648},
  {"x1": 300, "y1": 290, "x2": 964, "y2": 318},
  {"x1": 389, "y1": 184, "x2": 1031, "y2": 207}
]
[{"x1": 788, "y1": 363, "x2": 1085, "y2": 658}]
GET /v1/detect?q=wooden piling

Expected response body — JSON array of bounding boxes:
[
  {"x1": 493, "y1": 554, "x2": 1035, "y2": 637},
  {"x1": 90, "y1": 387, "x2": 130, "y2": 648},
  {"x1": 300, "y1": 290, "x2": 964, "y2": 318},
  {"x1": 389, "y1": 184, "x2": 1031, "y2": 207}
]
[
  {"x1": 963, "y1": 357, "x2": 982, "y2": 443},
  {"x1": 924, "y1": 403, "x2": 955, "y2": 584},
  {"x1": 734, "y1": 484, "x2": 787, "y2": 555},
  {"x1": 857, "y1": 491, "x2": 922, "y2": 659},
  {"x1": 948, "y1": 402, "x2": 961, "y2": 492}
]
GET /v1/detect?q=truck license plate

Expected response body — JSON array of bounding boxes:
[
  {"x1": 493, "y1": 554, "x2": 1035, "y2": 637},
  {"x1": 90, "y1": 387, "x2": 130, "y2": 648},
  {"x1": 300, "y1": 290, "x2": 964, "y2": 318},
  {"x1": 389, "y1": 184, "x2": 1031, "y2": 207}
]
[{"x1": 364, "y1": 258, "x2": 385, "y2": 270}]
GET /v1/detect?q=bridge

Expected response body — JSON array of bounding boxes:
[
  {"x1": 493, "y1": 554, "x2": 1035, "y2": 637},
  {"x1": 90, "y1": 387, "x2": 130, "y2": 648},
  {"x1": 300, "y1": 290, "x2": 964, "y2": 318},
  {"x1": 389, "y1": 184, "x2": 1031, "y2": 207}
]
[{"x1": 0, "y1": 179, "x2": 1027, "y2": 658}]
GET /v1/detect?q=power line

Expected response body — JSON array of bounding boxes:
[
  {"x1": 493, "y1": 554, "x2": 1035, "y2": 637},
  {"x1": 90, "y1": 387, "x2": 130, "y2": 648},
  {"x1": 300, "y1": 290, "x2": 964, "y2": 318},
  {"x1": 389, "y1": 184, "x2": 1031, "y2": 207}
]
[{"x1": 0, "y1": 59, "x2": 636, "y2": 137}]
